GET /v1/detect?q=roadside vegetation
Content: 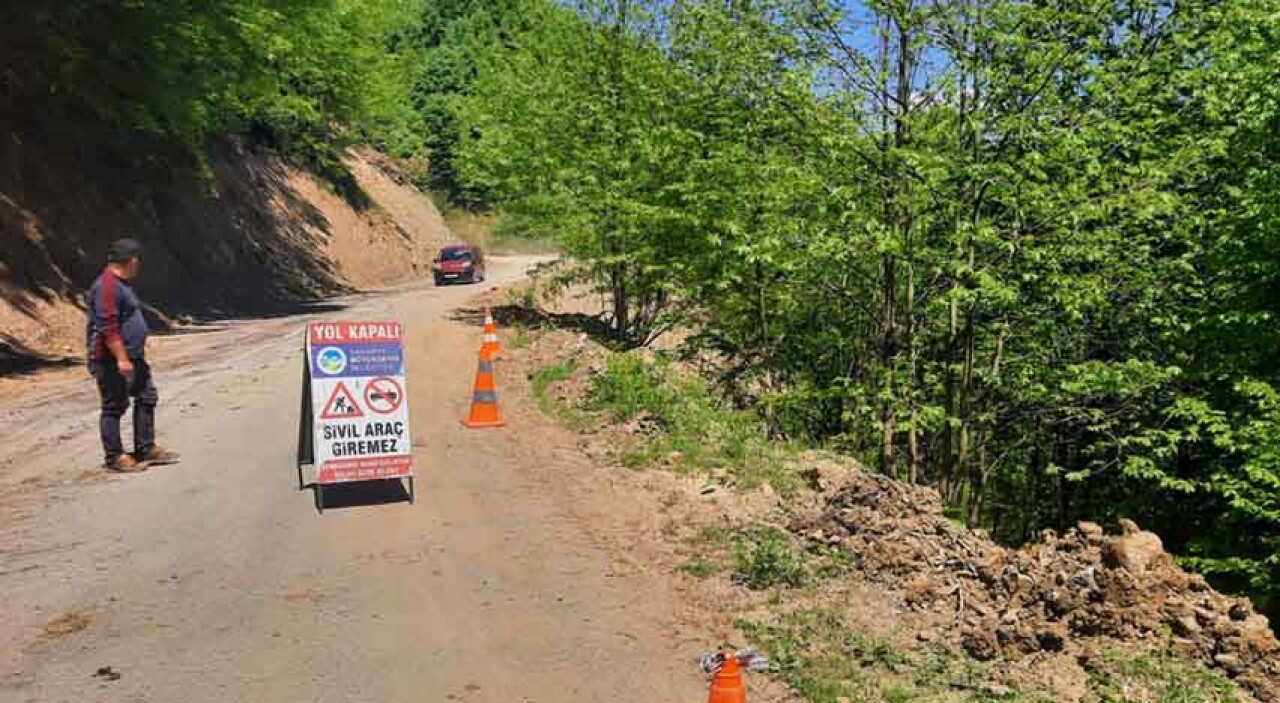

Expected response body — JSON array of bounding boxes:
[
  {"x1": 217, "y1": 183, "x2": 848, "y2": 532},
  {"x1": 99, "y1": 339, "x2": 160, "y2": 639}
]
[
  {"x1": 520, "y1": 311, "x2": 1264, "y2": 701},
  {"x1": 739, "y1": 611, "x2": 1025, "y2": 703},
  {"x1": 418, "y1": 0, "x2": 1280, "y2": 624},
  {"x1": 532, "y1": 347, "x2": 800, "y2": 492},
  {"x1": 739, "y1": 609, "x2": 1243, "y2": 703}
]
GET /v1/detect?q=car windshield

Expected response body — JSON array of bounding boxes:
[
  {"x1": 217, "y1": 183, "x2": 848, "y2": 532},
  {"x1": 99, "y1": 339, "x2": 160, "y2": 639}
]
[{"x1": 440, "y1": 249, "x2": 472, "y2": 262}]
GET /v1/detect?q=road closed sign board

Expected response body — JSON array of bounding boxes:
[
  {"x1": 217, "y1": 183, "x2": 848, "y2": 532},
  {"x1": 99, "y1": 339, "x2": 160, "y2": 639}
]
[{"x1": 302, "y1": 321, "x2": 413, "y2": 485}]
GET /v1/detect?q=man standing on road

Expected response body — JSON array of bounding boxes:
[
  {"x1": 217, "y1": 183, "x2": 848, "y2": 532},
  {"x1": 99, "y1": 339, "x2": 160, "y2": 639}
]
[{"x1": 87, "y1": 239, "x2": 180, "y2": 472}]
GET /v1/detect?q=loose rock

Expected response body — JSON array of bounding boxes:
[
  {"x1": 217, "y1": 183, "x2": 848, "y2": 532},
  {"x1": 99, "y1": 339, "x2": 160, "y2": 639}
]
[{"x1": 790, "y1": 466, "x2": 1280, "y2": 701}]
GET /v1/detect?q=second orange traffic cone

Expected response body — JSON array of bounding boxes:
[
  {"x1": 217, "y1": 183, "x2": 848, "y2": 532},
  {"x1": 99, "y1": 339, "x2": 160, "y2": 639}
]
[
  {"x1": 480, "y1": 307, "x2": 502, "y2": 360},
  {"x1": 707, "y1": 650, "x2": 747, "y2": 703},
  {"x1": 462, "y1": 352, "x2": 505, "y2": 428}
]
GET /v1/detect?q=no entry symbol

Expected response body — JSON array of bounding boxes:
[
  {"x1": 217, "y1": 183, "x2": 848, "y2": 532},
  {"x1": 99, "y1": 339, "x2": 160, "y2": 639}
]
[{"x1": 364, "y1": 377, "x2": 404, "y2": 415}]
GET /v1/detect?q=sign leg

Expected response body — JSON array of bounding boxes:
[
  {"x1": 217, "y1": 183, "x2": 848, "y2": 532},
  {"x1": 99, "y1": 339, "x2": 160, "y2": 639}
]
[
  {"x1": 297, "y1": 352, "x2": 314, "y2": 490},
  {"x1": 314, "y1": 485, "x2": 324, "y2": 514},
  {"x1": 408, "y1": 476, "x2": 416, "y2": 505}
]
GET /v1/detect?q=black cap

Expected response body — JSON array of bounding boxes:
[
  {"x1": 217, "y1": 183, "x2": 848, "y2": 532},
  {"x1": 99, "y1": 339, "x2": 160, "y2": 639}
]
[{"x1": 107, "y1": 238, "x2": 143, "y2": 264}]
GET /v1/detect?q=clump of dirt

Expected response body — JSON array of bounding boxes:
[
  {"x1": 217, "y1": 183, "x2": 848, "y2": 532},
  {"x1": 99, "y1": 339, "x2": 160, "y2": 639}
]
[
  {"x1": 43, "y1": 611, "x2": 92, "y2": 637},
  {"x1": 791, "y1": 468, "x2": 1280, "y2": 701}
]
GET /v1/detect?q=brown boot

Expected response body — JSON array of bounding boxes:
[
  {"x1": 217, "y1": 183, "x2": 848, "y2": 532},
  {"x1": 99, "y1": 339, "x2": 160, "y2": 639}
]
[
  {"x1": 135, "y1": 445, "x2": 180, "y2": 466},
  {"x1": 105, "y1": 455, "x2": 148, "y2": 473}
]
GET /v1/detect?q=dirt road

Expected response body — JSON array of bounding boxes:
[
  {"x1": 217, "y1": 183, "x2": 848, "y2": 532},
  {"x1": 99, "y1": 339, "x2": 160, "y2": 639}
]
[{"x1": 0, "y1": 257, "x2": 707, "y2": 703}]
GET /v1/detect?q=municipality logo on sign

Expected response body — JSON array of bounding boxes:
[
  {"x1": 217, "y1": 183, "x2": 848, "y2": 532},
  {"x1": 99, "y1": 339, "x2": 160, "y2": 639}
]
[{"x1": 316, "y1": 347, "x2": 347, "y2": 375}]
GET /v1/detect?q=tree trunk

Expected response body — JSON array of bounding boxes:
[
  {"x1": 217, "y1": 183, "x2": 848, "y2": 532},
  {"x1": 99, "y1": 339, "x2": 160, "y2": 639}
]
[
  {"x1": 968, "y1": 438, "x2": 986, "y2": 526},
  {"x1": 906, "y1": 262, "x2": 919, "y2": 484},
  {"x1": 612, "y1": 263, "x2": 628, "y2": 340},
  {"x1": 880, "y1": 254, "x2": 897, "y2": 478}
]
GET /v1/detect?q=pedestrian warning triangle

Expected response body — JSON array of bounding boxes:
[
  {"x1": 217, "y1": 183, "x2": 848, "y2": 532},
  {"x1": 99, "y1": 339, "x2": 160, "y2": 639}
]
[{"x1": 320, "y1": 381, "x2": 364, "y2": 419}]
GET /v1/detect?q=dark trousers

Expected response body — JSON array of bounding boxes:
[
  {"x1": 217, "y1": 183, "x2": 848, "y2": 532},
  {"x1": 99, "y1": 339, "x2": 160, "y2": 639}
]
[{"x1": 92, "y1": 358, "x2": 158, "y2": 461}]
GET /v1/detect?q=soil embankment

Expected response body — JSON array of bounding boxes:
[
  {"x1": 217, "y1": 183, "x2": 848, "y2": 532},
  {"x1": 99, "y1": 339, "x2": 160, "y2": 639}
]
[{"x1": 1, "y1": 126, "x2": 449, "y2": 366}]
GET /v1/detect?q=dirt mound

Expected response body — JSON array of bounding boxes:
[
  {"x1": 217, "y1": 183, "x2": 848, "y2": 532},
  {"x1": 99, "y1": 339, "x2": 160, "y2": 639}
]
[
  {"x1": 792, "y1": 468, "x2": 1280, "y2": 701},
  {"x1": 0, "y1": 125, "x2": 449, "y2": 366}
]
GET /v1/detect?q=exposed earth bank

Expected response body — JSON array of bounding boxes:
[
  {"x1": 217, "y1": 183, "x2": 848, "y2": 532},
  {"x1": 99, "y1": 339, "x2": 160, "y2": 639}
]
[{"x1": 1, "y1": 125, "x2": 450, "y2": 364}]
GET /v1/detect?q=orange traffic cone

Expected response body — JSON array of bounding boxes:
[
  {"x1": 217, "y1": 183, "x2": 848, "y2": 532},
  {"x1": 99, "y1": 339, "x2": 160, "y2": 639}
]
[
  {"x1": 480, "y1": 307, "x2": 502, "y2": 360},
  {"x1": 462, "y1": 353, "x2": 505, "y2": 428},
  {"x1": 707, "y1": 650, "x2": 747, "y2": 703}
]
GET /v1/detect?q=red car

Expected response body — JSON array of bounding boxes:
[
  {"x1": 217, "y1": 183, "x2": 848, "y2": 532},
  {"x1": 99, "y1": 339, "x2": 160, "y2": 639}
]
[{"x1": 432, "y1": 244, "x2": 486, "y2": 286}]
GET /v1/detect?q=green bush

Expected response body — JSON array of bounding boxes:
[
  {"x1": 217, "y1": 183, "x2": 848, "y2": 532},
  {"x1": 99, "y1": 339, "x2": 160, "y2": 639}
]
[
  {"x1": 733, "y1": 527, "x2": 808, "y2": 590},
  {"x1": 582, "y1": 352, "x2": 799, "y2": 492},
  {"x1": 586, "y1": 354, "x2": 673, "y2": 422}
]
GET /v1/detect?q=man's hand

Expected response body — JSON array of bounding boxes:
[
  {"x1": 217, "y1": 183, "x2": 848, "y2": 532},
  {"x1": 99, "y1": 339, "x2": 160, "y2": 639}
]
[{"x1": 106, "y1": 337, "x2": 132, "y2": 378}]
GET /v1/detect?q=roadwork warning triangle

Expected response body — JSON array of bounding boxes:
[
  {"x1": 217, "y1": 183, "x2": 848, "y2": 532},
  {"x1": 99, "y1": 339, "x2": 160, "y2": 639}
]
[{"x1": 320, "y1": 382, "x2": 364, "y2": 419}]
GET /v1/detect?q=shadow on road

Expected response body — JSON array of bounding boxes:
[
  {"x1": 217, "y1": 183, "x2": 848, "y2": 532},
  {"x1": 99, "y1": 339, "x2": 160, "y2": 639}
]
[
  {"x1": 313, "y1": 479, "x2": 412, "y2": 512},
  {"x1": 0, "y1": 337, "x2": 82, "y2": 377},
  {"x1": 450, "y1": 304, "x2": 618, "y2": 347}
]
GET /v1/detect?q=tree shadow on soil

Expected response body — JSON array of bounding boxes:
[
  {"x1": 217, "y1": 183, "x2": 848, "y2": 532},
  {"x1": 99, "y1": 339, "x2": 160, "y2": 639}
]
[
  {"x1": 0, "y1": 337, "x2": 82, "y2": 376},
  {"x1": 0, "y1": 120, "x2": 360, "y2": 374},
  {"x1": 168, "y1": 301, "x2": 353, "y2": 327},
  {"x1": 449, "y1": 304, "x2": 618, "y2": 347}
]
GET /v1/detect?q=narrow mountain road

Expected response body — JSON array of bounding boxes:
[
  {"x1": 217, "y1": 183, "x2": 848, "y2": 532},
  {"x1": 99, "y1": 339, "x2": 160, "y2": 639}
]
[{"x1": 0, "y1": 257, "x2": 707, "y2": 703}]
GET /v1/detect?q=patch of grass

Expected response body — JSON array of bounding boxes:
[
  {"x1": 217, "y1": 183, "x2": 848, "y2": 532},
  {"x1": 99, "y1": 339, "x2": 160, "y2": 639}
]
[
  {"x1": 587, "y1": 354, "x2": 671, "y2": 421},
  {"x1": 620, "y1": 450, "x2": 652, "y2": 470},
  {"x1": 697, "y1": 525, "x2": 735, "y2": 547},
  {"x1": 585, "y1": 352, "x2": 799, "y2": 493},
  {"x1": 511, "y1": 321, "x2": 533, "y2": 349},
  {"x1": 811, "y1": 544, "x2": 857, "y2": 579},
  {"x1": 882, "y1": 684, "x2": 916, "y2": 703},
  {"x1": 738, "y1": 611, "x2": 876, "y2": 701},
  {"x1": 531, "y1": 361, "x2": 590, "y2": 428},
  {"x1": 1086, "y1": 648, "x2": 1240, "y2": 703},
  {"x1": 739, "y1": 610, "x2": 1047, "y2": 703},
  {"x1": 673, "y1": 524, "x2": 735, "y2": 578},
  {"x1": 505, "y1": 285, "x2": 539, "y2": 311},
  {"x1": 532, "y1": 361, "x2": 575, "y2": 397},
  {"x1": 678, "y1": 556, "x2": 722, "y2": 578},
  {"x1": 733, "y1": 526, "x2": 809, "y2": 590}
]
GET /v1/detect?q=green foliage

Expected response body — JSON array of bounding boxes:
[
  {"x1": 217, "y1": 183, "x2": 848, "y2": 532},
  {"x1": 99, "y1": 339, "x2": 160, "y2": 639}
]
[
  {"x1": 510, "y1": 322, "x2": 532, "y2": 350},
  {"x1": 531, "y1": 361, "x2": 589, "y2": 428},
  {"x1": 584, "y1": 352, "x2": 797, "y2": 491},
  {"x1": 4, "y1": 0, "x2": 423, "y2": 164},
  {"x1": 587, "y1": 355, "x2": 672, "y2": 422},
  {"x1": 442, "y1": 0, "x2": 1280, "y2": 616},
  {"x1": 732, "y1": 526, "x2": 809, "y2": 590},
  {"x1": 406, "y1": 0, "x2": 531, "y2": 204},
  {"x1": 453, "y1": 0, "x2": 695, "y2": 341}
]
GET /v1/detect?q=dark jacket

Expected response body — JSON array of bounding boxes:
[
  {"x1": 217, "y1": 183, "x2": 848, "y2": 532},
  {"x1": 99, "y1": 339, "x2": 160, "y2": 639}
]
[{"x1": 86, "y1": 268, "x2": 147, "y2": 362}]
